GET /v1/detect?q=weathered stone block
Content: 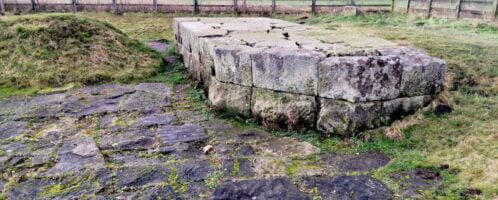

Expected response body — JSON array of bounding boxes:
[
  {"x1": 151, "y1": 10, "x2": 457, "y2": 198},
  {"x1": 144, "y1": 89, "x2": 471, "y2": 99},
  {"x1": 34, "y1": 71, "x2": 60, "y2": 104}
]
[
  {"x1": 213, "y1": 45, "x2": 255, "y2": 86},
  {"x1": 252, "y1": 48, "x2": 324, "y2": 95},
  {"x1": 208, "y1": 79, "x2": 252, "y2": 117},
  {"x1": 382, "y1": 95, "x2": 433, "y2": 124},
  {"x1": 378, "y1": 47, "x2": 446, "y2": 96},
  {"x1": 318, "y1": 56, "x2": 402, "y2": 102},
  {"x1": 317, "y1": 98, "x2": 383, "y2": 135},
  {"x1": 251, "y1": 88, "x2": 317, "y2": 130}
]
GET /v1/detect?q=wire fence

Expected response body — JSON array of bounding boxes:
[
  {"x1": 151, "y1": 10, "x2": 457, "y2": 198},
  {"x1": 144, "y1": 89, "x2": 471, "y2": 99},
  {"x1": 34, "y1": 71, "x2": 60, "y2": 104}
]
[{"x1": 1, "y1": 0, "x2": 497, "y2": 22}]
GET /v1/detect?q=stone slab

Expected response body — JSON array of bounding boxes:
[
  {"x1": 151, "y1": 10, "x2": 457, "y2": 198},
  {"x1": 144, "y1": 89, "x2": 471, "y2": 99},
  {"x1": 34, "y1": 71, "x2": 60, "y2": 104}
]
[
  {"x1": 251, "y1": 88, "x2": 317, "y2": 130},
  {"x1": 318, "y1": 56, "x2": 402, "y2": 102}
]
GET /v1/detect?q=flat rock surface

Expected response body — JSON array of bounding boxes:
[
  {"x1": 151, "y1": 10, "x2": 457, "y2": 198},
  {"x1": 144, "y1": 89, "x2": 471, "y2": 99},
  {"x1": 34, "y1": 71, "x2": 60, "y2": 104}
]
[{"x1": 0, "y1": 82, "x2": 421, "y2": 199}]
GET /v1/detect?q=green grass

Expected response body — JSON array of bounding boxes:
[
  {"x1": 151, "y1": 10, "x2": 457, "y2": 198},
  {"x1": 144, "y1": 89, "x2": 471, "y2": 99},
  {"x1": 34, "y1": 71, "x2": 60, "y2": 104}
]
[
  {"x1": 1, "y1": 12, "x2": 496, "y2": 199},
  {"x1": 0, "y1": 14, "x2": 163, "y2": 97}
]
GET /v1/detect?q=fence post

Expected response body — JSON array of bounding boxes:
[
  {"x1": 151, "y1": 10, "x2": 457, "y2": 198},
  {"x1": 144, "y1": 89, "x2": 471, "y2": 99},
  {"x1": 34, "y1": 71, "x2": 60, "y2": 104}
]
[
  {"x1": 72, "y1": 0, "x2": 77, "y2": 13},
  {"x1": 493, "y1": 0, "x2": 498, "y2": 20},
  {"x1": 112, "y1": 0, "x2": 117, "y2": 12},
  {"x1": 406, "y1": 0, "x2": 411, "y2": 13},
  {"x1": 456, "y1": 0, "x2": 463, "y2": 19},
  {"x1": 427, "y1": 0, "x2": 433, "y2": 18},
  {"x1": 391, "y1": 0, "x2": 395, "y2": 12},
  {"x1": 0, "y1": 0, "x2": 4, "y2": 16},
  {"x1": 311, "y1": 0, "x2": 316, "y2": 15},
  {"x1": 193, "y1": 0, "x2": 199, "y2": 14},
  {"x1": 153, "y1": 0, "x2": 157, "y2": 12},
  {"x1": 30, "y1": 0, "x2": 36, "y2": 11},
  {"x1": 272, "y1": 0, "x2": 276, "y2": 13},
  {"x1": 233, "y1": 0, "x2": 238, "y2": 13}
]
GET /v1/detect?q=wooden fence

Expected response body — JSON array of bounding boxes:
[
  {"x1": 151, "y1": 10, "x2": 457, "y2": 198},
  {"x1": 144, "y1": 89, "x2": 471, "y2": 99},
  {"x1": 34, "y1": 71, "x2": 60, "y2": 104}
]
[{"x1": 0, "y1": 0, "x2": 497, "y2": 22}]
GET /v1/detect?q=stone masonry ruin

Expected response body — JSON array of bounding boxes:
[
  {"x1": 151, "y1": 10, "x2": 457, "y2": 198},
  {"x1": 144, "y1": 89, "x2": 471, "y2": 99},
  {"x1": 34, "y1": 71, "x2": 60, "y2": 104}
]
[{"x1": 173, "y1": 17, "x2": 446, "y2": 136}]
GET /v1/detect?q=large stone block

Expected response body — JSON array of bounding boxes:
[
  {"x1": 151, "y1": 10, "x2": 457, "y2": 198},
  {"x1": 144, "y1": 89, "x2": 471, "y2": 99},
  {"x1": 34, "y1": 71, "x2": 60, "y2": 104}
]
[
  {"x1": 382, "y1": 95, "x2": 433, "y2": 124},
  {"x1": 317, "y1": 98, "x2": 383, "y2": 136},
  {"x1": 208, "y1": 79, "x2": 252, "y2": 117},
  {"x1": 251, "y1": 88, "x2": 317, "y2": 130},
  {"x1": 318, "y1": 56, "x2": 402, "y2": 102},
  {"x1": 252, "y1": 48, "x2": 324, "y2": 95},
  {"x1": 212, "y1": 45, "x2": 255, "y2": 86},
  {"x1": 378, "y1": 47, "x2": 446, "y2": 96}
]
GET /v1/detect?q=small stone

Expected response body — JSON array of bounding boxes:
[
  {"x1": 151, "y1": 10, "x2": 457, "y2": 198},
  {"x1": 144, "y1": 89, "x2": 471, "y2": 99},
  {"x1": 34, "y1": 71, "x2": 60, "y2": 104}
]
[{"x1": 202, "y1": 145, "x2": 214, "y2": 155}]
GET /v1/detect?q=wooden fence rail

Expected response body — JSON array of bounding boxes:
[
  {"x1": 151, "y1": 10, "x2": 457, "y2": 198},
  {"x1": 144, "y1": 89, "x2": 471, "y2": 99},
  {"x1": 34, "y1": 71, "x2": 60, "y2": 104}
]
[{"x1": 1, "y1": 0, "x2": 497, "y2": 22}]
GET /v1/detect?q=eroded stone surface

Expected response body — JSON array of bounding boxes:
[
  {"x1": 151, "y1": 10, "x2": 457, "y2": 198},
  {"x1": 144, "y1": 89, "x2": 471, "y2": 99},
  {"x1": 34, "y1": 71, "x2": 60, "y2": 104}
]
[
  {"x1": 251, "y1": 88, "x2": 317, "y2": 130},
  {"x1": 213, "y1": 178, "x2": 311, "y2": 200},
  {"x1": 174, "y1": 17, "x2": 445, "y2": 134},
  {"x1": 208, "y1": 79, "x2": 252, "y2": 116},
  {"x1": 0, "y1": 81, "x2": 403, "y2": 198}
]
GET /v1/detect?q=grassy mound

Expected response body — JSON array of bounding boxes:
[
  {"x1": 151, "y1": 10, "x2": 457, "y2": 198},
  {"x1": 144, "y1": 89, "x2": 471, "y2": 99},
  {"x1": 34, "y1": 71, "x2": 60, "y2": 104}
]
[{"x1": 0, "y1": 15, "x2": 162, "y2": 89}]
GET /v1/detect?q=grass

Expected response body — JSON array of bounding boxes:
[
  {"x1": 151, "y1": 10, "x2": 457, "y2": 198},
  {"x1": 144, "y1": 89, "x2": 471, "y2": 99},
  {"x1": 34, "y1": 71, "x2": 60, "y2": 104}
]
[
  {"x1": 279, "y1": 13, "x2": 498, "y2": 198},
  {"x1": 0, "y1": 13, "x2": 163, "y2": 99},
  {"x1": 0, "y1": 12, "x2": 496, "y2": 199}
]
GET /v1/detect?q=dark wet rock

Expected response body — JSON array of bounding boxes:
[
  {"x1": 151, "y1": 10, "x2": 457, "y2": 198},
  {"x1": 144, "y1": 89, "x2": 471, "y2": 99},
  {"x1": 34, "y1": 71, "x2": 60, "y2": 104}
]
[
  {"x1": 0, "y1": 179, "x2": 4, "y2": 192},
  {"x1": 321, "y1": 152, "x2": 391, "y2": 172},
  {"x1": 158, "y1": 123, "x2": 208, "y2": 144},
  {"x1": 460, "y1": 188, "x2": 482, "y2": 198},
  {"x1": 222, "y1": 158, "x2": 255, "y2": 177},
  {"x1": 0, "y1": 121, "x2": 28, "y2": 140},
  {"x1": 120, "y1": 91, "x2": 170, "y2": 112},
  {"x1": 77, "y1": 84, "x2": 135, "y2": 99},
  {"x1": 15, "y1": 93, "x2": 67, "y2": 120},
  {"x1": 302, "y1": 175, "x2": 393, "y2": 200},
  {"x1": 109, "y1": 153, "x2": 168, "y2": 167},
  {"x1": 64, "y1": 97, "x2": 121, "y2": 117},
  {"x1": 0, "y1": 142, "x2": 30, "y2": 156},
  {"x1": 434, "y1": 104, "x2": 452, "y2": 116},
  {"x1": 390, "y1": 169, "x2": 442, "y2": 199},
  {"x1": 133, "y1": 113, "x2": 177, "y2": 128},
  {"x1": 179, "y1": 160, "x2": 214, "y2": 182},
  {"x1": 115, "y1": 186, "x2": 182, "y2": 200},
  {"x1": 116, "y1": 165, "x2": 170, "y2": 188},
  {"x1": 99, "y1": 129, "x2": 158, "y2": 151},
  {"x1": 7, "y1": 178, "x2": 56, "y2": 199},
  {"x1": 135, "y1": 83, "x2": 171, "y2": 96},
  {"x1": 45, "y1": 135, "x2": 105, "y2": 176},
  {"x1": 27, "y1": 143, "x2": 57, "y2": 166},
  {"x1": 236, "y1": 145, "x2": 255, "y2": 156},
  {"x1": 212, "y1": 178, "x2": 311, "y2": 200},
  {"x1": 215, "y1": 143, "x2": 237, "y2": 156}
]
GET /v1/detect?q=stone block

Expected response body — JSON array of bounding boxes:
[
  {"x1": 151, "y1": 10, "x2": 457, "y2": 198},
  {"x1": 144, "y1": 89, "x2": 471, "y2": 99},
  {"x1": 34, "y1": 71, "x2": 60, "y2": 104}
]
[
  {"x1": 251, "y1": 88, "x2": 317, "y2": 130},
  {"x1": 318, "y1": 56, "x2": 402, "y2": 102},
  {"x1": 317, "y1": 98, "x2": 383, "y2": 135},
  {"x1": 378, "y1": 47, "x2": 446, "y2": 96},
  {"x1": 382, "y1": 95, "x2": 433, "y2": 124},
  {"x1": 208, "y1": 79, "x2": 252, "y2": 117},
  {"x1": 252, "y1": 48, "x2": 324, "y2": 95},
  {"x1": 213, "y1": 44, "x2": 256, "y2": 86}
]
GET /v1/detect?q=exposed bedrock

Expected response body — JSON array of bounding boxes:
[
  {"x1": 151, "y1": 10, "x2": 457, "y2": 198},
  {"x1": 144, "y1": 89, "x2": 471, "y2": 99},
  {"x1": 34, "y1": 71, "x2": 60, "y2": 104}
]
[{"x1": 173, "y1": 17, "x2": 446, "y2": 136}]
